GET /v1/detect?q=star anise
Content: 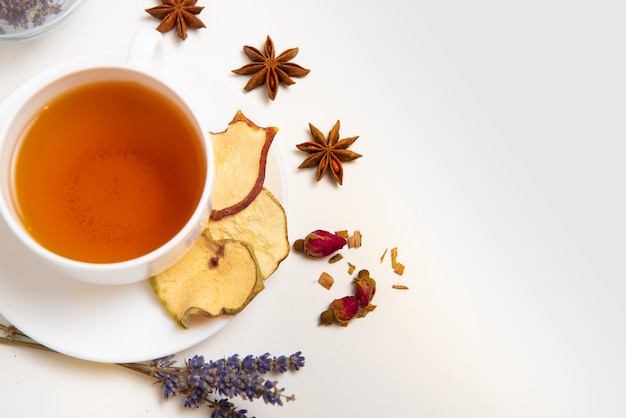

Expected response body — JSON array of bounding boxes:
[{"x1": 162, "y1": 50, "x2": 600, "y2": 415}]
[
  {"x1": 296, "y1": 121, "x2": 362, "y2": 185},
  {"x1": 232, "y1": 35, "x2": 310, "y2": 100},
  {"x1": 145, "y1": 0, "x2": 205, "y2": 41}
]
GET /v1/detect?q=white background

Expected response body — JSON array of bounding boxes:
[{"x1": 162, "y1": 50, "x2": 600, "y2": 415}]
[{"x1": 1, "y1": 0, "x2": 625, "y2": 417}]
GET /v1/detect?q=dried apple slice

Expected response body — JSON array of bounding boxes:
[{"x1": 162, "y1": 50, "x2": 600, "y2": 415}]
[
  {"x1": 205, "y1": 187, "x2": 289, "y2": 280},
  {"x1": 210, "y1": 110, "x2": 278, "y2": 220},
  {"x1": 149, "y1": 236, "x2": 264, "y2": 328}
]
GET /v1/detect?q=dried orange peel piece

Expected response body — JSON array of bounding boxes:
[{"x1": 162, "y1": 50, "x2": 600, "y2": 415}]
[
  {"x1": 318, "y1": 272, "x2": 334, "y2": 290},
  {"x1": 391, "y1": 247, "x2": 405, "y2": 275}
]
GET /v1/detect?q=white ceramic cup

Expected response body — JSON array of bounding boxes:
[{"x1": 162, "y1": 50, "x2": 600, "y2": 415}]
[{"x1": 0, "y1": 30, "x2": 214, "y2": 285}]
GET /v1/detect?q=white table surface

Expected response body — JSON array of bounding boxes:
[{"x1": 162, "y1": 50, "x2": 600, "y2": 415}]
[{"x1": 1, "y1": 1, "x2": 625, "y2": 417}]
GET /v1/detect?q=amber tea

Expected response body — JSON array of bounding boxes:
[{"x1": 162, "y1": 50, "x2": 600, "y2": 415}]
[{"x1": 12, "y1": 79, "x2": 207, "y2": 263}]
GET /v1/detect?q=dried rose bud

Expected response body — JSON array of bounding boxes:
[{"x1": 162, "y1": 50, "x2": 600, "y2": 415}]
[
  {"x1": 332, "y1": 295, "x2": 359, "y2": 321},
  {"x1": 320, "y1": 295, "x2": 359, "y2": 326},
  {"x1": 294, "y1": 229, "x2": 346, "y2": 258},
  {"x1": 354, "y1": 270, "x2": 376, "y2": 307}
]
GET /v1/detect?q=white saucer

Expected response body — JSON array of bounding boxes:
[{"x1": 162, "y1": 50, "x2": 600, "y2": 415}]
[{"x1": 0, "y1": 49, "x2": 285, "y2": 363}]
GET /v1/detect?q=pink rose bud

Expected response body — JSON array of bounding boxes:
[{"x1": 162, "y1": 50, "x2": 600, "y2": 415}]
[
  {"x1": 294, "y1": 230, "x2": 346, "y2": 258},
  {"x1": 319, "y1": 296, "x2": 359, "y2": 326},
  {"x1": 353, "y1": 270, "x2": 377, "y2": 318},
  {"x1": 331, "y1": 295, "x2": 359, "y2": 322},
  {"x1": 354, "y1": 272, "x2": 376, "y2": 307}
]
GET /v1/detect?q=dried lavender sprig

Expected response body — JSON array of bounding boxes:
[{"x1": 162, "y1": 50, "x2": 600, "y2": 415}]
[
  {"x1": 1, "y1": 323, "x2": 304, "y2": 418},
  {"x1": 148, "y1": 352, "x2": 305, "y2": 408}
]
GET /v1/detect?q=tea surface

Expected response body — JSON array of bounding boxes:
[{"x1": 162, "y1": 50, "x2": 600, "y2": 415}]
[{"x1": 14, "y1": 80, "x2": 206, "y2": 263}]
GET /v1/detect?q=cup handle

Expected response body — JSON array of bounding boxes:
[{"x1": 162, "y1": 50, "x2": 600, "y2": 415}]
[{"x1": 127, "y1": 29, "x2": 164, "y2": 74}]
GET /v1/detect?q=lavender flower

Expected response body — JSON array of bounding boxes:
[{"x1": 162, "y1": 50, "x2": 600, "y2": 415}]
[
  {"x1": 262, "y1": 380, "x2": 284, "y2": 405},
  {"x1": 288, "y1": 351, "x2": 306, "y2": 371},
  {"x1": 272, "y1": 355, "x2": 289, "y2": 374},
  {"x1": 152, "y1": 355, "x2": 182, "y2": 399},
  {"x1": 252, "y1": 353, "x2": 272, "y2": 374},
  {"x1": 211, "y1": 399, "x2": 249, "y2": 418}
]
